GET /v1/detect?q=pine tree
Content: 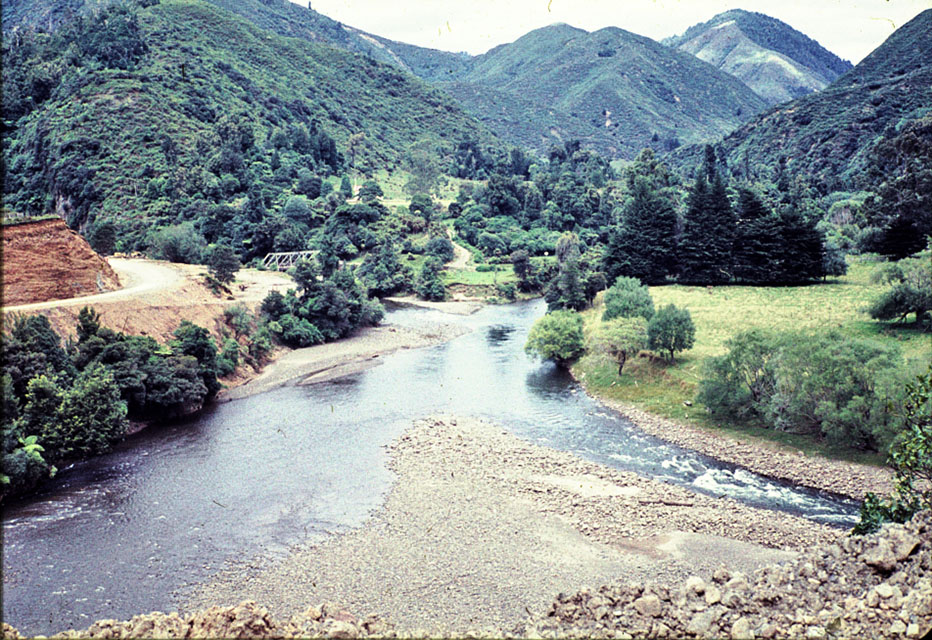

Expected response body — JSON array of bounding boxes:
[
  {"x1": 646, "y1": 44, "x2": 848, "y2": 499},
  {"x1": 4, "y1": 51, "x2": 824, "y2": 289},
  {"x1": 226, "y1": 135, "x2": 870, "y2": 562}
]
[
  {"x1": 733, "y1": 187, "x2": 782, "y2": 284},
  {"x1": 679, "y1": 151, "x2": 735, "y2": 285},
  {"x1": 603, "y1": 176, "x2": 677, "y2": 285},
  {"x1": 775, "y1": 208, "x2": 824, "y2": 283}
]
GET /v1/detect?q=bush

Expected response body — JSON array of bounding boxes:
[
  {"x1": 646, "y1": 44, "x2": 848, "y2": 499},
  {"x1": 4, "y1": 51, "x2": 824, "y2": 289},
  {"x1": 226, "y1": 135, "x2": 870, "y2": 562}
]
[
  {"x1": 495, "y1": 281, "x2": 517, "y2": 301},
  {"x1": 854, "y1": 367, "x2": 932, "y2": 533},
  {"x1": 525, "y1": 310, "x2": 585, "y2": 367},
  {"x1": 647, "y1": 304, "x2": 696, "y2": 362},
  {"x1": 698, "y1": 329, "x2": 908, "y2": 451},
  {"x1": 602, "y1": 276, "x2": 654, "y2": 322},
  {"x1": 415, "y1": 257, "x2": 446, "y2": 301},
  {"x1": 148, "y1": 223, "x2": 205, "y2": 264}
]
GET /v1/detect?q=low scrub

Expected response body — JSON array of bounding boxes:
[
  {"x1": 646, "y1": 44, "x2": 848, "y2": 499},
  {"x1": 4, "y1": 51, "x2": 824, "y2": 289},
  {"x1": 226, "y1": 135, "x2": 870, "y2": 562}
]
[{"x1": 697, "y1": 328, "x2": 909, "y2": 451}]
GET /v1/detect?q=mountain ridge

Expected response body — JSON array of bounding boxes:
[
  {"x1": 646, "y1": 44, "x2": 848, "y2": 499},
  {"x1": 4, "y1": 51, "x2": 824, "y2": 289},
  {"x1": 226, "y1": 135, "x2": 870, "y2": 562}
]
[
  {"x1": 664, "y1": 9, "x2": 853, "y2": 105},
  {"x1": 668, "y1": 9, "x2": 932, "y2": 193}
]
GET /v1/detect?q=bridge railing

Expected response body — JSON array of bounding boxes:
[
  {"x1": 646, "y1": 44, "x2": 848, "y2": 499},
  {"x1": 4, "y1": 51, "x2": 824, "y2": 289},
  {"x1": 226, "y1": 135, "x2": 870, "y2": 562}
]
[{"x1": 262, "y1": 250, "x2": 318, "y2": 271}]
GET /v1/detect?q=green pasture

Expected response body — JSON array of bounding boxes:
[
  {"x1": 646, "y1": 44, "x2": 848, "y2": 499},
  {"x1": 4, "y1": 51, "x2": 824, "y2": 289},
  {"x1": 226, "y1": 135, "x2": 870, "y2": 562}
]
[{"x1": 575, "y1": 258, "x2": 931, "y2": 464}]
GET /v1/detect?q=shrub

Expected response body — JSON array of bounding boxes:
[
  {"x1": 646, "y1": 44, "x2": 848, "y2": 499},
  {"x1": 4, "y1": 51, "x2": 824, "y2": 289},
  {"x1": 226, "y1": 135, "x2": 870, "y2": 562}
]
[
  {"x1": 148, "y1": 223, "x2": 205, "y2": 264},
  {"x1": 495, "y1": 281, "x2": 517, "y2": 301},
  {"x1": 854, "y1": 367, "x2": 932, "y2": 533},
  {"x1": 602, "y1": 276, "x2": 654, "y2": 322},
  {"x1": 698, "y1": 329, "x2": 908, "y2": 451},
  {"x1": 647, "y1": 304, "x2": 696, "y2": 362},
  {"x1": 525, "y1": 310, "x2": 585, "y2": 367}
]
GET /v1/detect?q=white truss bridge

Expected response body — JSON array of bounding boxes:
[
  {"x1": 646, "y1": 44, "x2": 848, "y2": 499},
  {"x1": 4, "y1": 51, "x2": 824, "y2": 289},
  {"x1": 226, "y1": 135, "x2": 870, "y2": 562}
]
[{"x1": 262, "y1": 250, "x2": 318, "y2": 271}]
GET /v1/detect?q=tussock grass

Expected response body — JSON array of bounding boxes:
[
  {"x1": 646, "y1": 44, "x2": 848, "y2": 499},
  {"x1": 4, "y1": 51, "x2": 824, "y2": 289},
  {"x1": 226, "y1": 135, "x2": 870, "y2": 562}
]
[{"x1": 575, "y1": 259, "x2": 931, "y2": 464}]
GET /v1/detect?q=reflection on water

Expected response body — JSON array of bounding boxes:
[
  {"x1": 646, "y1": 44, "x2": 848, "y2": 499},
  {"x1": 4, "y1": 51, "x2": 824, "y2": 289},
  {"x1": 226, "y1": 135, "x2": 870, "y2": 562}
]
[{"x1": 2, "y1": 300, "x2": 859, "y2": 635}]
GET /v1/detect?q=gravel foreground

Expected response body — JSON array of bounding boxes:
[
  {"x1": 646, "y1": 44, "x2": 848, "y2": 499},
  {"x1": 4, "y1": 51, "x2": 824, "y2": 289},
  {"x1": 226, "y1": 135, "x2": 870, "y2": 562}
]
[
  {"x1": 5, "y1": 417, "x2": 928, "y2": 639},
  {"x1": 181, "y1": 416, "x2": 832, "y2": 635}
]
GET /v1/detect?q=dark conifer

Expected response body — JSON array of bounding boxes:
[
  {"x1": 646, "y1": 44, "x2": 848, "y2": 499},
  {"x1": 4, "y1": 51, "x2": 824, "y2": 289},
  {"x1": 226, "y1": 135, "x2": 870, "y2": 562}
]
[
  {"x1": 733, "y1": 187, "x2": 781, "y2": 284},
  {"x1": 679, "y1": 160, "x2": 736, "y2": 285},
  {"x1": 603, "y1": 176, "x2": 677, "y2": 285}
]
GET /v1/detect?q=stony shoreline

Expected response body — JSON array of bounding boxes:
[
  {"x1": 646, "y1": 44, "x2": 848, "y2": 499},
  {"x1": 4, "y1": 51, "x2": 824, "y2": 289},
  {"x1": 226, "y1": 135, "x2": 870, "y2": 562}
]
[
  {"x1": 183, "y1": 416, "x2": 837, "y2": 637},
  {"x1": 8, "y1": 416, "x2": 927, "y2": 640},
  {"x1": 575, "y1": 378, "x2": 894, "y2": 501}
]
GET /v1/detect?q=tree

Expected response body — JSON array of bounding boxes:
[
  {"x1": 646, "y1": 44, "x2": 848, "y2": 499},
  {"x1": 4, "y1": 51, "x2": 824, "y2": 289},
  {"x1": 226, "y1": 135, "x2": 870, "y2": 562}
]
[
  {"x1": 679, "y1": 148, "x2": 736, "y2": 284},
  {"x1": 603, "y1": 176, "x2": 677, "y2": 284},
  {"x1": 206, "y1": 243, "x2": 240, "y2": 285},
  {"x1": 425, "y1": 236, "x2": 455, "y2": 263},
  {"x1": 648, "y1": 304, "x2": 696, "y2": 362},
  {"x1": 88, "y1": 220, "x2": 117, "y2": 256},
  {"x1": 172, "y1": 321, "x2": 221, "y2": 398},
  {"x1": 358, "y1": 180, "x2": 383, "y2": 202},
  {"x1": 415, "y1": 257, "x2": 446, "y2": 301},
  {"x1": 403, "y1": 139, "x2": 442, "y2": 195},
  {"x1": 339, "y1": 175, "x2": 353, "y2": 198},
  {"x1": 356, "y1": 241, "x2": 411, "y2": 296},
  {"x1": 775, "y1": 207, "x2": 824, "y2": 283},
  {"x1": 733, "y1": 187, "x2": 782, "y2": 284},
  {"x1": 868, "y1": 256, "x2": 932, "y2": 330},
  {"x1": 602, "y1": 276, "x2": 654, "y2": 322},
  {"x1": 524, "y1": 310, "x2": 585, "y2": 368},
  {"x1": 588, "y1": 317, "x2": 648, "y2": 374},
  {"x1": 49, "y1": 363, "x2": 128, "y2": 458}
]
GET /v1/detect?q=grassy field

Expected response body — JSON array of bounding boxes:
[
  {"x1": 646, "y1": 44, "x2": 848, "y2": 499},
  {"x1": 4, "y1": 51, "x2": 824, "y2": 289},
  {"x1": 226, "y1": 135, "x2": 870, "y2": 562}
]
[{"x1": 575, "y1": 258, "x2": 931, "y2": 464}]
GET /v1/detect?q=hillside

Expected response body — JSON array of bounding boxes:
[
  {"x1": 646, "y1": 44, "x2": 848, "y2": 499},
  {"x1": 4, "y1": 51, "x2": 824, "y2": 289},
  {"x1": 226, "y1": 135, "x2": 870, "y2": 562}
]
[
  {"x1": 1, "y1": 0, "x2": 500, "y2": 248},
  {"x1": 668, "y1": 9, "x2": 932, "y2": 194},
  {"x1": 664, "y1": 9, "x2": 852, "y2": 105},
  {"x1": 438, "y1": 23, "x2": 768, "y2": 158},
  {"x1": 1, "y1": 218, "x2": 120, "y2": 306}
]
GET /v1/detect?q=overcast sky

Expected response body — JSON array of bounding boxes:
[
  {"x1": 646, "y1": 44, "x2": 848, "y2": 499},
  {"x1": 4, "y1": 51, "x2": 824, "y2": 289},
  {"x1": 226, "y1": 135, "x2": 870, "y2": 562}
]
[{"x1": 294, "y1": 0, "x2": 929, "y2": 64}]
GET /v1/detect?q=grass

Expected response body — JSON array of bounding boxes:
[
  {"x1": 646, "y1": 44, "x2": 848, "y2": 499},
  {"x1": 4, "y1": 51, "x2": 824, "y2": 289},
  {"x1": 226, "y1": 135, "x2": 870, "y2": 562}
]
[
  {"x1": 441, "y1": 265, "x2": 516, "y2": 286},
  {"x1": 574, "y1": 258, "x2": 931, "y2": 465}
]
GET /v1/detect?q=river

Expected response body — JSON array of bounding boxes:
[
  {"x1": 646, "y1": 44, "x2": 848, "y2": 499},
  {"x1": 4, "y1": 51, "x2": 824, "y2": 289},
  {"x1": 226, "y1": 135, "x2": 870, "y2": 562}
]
[{"x1": 1, "y1": 300, "x2": 859, "y2": 635}]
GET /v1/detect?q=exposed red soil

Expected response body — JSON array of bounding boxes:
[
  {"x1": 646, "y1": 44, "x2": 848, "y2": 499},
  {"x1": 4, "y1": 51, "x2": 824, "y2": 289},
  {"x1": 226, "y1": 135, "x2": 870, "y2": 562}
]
[{"x1": 1, "y1": 218, "x2": 121, "y2": 306}]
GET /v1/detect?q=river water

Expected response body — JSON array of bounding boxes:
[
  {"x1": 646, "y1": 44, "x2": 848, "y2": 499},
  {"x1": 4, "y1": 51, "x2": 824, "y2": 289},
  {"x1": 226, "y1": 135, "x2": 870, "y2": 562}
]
[{"x1": 1, "y1": 300, "x2": 859, "y2": 635}]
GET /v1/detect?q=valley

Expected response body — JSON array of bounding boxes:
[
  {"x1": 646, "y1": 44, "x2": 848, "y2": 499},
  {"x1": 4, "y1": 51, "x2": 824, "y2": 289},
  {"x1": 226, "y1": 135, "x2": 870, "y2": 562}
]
[{"x1": 1, "y1": 1, "x2": 930, "y2": 638}]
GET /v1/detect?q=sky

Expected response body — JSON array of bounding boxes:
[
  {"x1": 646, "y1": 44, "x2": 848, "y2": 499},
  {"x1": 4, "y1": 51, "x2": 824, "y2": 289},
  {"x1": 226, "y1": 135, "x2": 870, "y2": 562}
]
[{"x1": 293, "y1": 0, "x2": 930, "y2": 64}]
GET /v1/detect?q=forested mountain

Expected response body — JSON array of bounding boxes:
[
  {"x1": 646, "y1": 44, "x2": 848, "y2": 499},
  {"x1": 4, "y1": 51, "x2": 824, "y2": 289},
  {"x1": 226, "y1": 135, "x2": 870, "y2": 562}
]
[
  {"x1": 664, "y1": 10, "x2": 851, "y2": 105},
  {"x1": 669, "y1": 9, "x2": 932, "y2": 193},
  {"x1": 2, "y1": 0, "x2": 501, "y2": 249},
  {"x1": 437, "y1": 23, "x2": 768, "y2": 158}
]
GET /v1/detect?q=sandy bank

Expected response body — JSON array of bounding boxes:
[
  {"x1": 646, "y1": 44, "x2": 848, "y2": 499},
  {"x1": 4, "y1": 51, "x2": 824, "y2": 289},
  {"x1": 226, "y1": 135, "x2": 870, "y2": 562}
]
[
  {"x1": 186, "y1": 416, "x2": 838, "y2": 637},
  {"x1": 220, "y1": 320, "x2": 470, "y2": 400}
]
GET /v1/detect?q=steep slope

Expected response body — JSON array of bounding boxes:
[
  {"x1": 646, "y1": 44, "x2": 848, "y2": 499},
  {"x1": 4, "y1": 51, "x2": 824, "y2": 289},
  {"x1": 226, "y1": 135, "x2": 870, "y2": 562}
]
[
  {"x1": 668, "y1": 9, "x2": 932, "y2": 194},
  {"x1": 441, "y1": 23, "x2": 768, "y2": 158},
  {"x1": 1, "y1": 218, "x2": 120, "y2": 306},
  {"x1": 1, "y1": 0, "x2": 500, "y2": 244},
  {"x1": 665, "y1": 10, "x2": 852, "y2": 105}
]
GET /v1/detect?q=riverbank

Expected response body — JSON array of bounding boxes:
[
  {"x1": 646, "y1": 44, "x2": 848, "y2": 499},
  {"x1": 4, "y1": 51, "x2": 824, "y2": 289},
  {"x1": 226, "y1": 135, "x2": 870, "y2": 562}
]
[
  {"x1": 220, "y1": 315, "x2": 471, "y2": 400},
  {"x1": 573, "y1": 372, "x2": 894, "y2": 500},
  {"x1": 184, "y1": 415, "x2": 836, "y2": 637}
]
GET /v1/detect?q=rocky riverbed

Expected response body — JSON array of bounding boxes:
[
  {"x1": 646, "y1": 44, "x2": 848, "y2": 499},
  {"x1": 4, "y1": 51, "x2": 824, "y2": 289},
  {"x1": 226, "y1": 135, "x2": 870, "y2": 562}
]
[
  {"x1": 5, "y1": 416, "x2": 927, "y2": 639},
  {"x1": 591, "y1": 396, "x2": 894, "y2": 500},
  {"x1": 181, "y1": 416, "x2": 834, "y2": 636}
]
